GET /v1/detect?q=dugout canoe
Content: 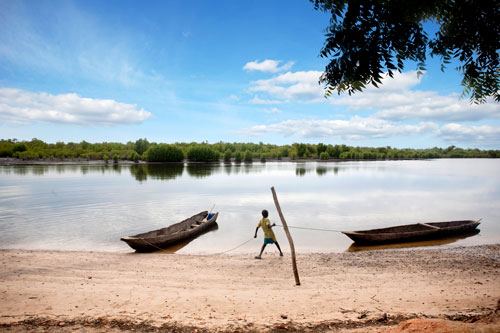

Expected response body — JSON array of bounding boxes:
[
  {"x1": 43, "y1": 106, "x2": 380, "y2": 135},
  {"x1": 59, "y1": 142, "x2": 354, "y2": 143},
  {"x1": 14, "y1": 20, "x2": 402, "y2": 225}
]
[
  {"x1": 342, "y1": 220, "x2": 480, "y2": 245},
  {"x1": 121, "y1": 211, "x2": 219, "y2": 252}
]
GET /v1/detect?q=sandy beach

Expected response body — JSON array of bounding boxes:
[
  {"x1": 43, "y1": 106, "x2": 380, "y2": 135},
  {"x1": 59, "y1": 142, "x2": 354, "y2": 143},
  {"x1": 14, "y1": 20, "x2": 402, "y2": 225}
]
[{"x1": 1, "y1": 245, "x2": 499, "y2": 332}]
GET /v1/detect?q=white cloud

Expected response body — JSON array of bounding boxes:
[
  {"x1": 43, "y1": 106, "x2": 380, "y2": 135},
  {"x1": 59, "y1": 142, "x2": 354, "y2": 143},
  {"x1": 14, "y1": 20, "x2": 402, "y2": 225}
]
[
  {"x1": 374, "y1": 94, "x2": 500, "y2": 122},
  {"x1": 369, "y1": 71, "x2": 422, "y2": 91},
  {"x1": 329, "y1": 71, "x2": 500, "y2": 122},
  {"x1": 243, "y1": 59, "x2": 294, "y2": 73},
  {"x1": 0, "y1": 88, "x2": 152, "y2": 126},
  {"x1": 249, "y1": 70, "x2": 324, "y2": 101},
  {"x1": 437, "y1": 123, "x2": 500, "y2": 145},
  {"x1": 263, "y1": 107, "x2": 282, "y2": 114},
  {"x1": 248, "y1": 96, "x2": 283, "y2": 105},
  {"x1": 238, "y1": 117, "x2": 437, "y2": 140}
]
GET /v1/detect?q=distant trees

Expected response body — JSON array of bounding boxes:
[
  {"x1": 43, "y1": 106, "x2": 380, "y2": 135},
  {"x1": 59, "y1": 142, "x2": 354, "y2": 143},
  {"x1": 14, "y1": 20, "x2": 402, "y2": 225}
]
[
  {"x1": 134, "y1": 138, "x2": 150, "y2": 156},
  {"x1": 186, "y1": 144, "x2": 220, "y2": 162},
  {"x1": 243, "y1": 150, "x2": 253, "y2": 162},
  {"x1": 234, "y1": 151, "x2": 242, "y2": 163},
  {"x1": 0, "y1": 139, "x2": 499, "y2": 162},
  {"x1": 146, "y1": 144, "x2": 184, "y2": 162}
]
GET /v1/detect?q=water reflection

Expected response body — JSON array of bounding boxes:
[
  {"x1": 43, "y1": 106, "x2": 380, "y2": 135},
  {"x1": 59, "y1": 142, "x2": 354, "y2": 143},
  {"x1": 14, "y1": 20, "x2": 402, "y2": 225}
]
[
  {"x1": 0, "y1": 162, "x2": 345, "y2": 181},
  {"x1": 345, "y1": 229, "x2": 481, "y2": 252},
  {"x1": 316, "y1": 167, "x2": 327, "y2": 176},
  {"x1": 186, "y1": 163, "x2": 220, "y2": 178},
  {"x1": 296, "y1": 167, "x2": 307, "y2": 176},
  {"x1": 296, "y1": 164, "x2": 340, "y2": 177},
  {"x1": 0, "y1": 164, "x2": 124, "y2": 176},
  {"x1": 129, "y1": 164, "x2": 184, "y2": 181}
]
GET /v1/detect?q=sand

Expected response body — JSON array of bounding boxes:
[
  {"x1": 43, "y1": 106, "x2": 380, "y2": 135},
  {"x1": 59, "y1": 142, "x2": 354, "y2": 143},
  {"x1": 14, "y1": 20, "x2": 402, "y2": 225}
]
[{"x1": 1, "y1": 245, "x2": 499, "y2": 332}]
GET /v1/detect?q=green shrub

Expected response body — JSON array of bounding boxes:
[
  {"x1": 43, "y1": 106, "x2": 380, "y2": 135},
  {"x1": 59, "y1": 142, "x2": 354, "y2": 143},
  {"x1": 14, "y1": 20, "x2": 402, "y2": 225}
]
[
  {"x1": 147, "y1": 144, "x2": 184, "y2": 162},
  {"x1": 320, "y1": 152, "x2": 330, "y2": 160},
  {"x1": 243, "y1": 150, "x2": 253, "y2": 162},
  {"x1": 187, "y1": 145, "x2": 219, "y2": 162},
  {"x1": 234, "y1": 151, "x2": 242, "y2": 163},
  {"x1": 294, "y1": 143, "x2": 306, "y2": 158},
  {"x1": 13, "y1": 143, "x2": 27, "y2": 153},
  {"x1": 17, "y1": 151, "x2": 39, "y2": 160},
  {"x1": 129, "y1": 151, "x2": 140, "y2": 162},
  {"x1": 260, "y1": 153, "x2": 266, "y2": 162},
  {"x1": 134, "y1": 138, "x2": 149, "y2": 155},
  {"x1": 223, "y1": 150, "x2": 232, "y2": 162},
  {"x1": 326, "y1": 145, "x2": 340, "y2": 158},
  {"x1": 0, "y1": 141, "x2": 14, "y2": 157},
  {"x1": 87, "y1": 152, "x2": 102, "y2": 160},
  {"x1": 280, "y1": 147, "x2": 289, "y2": 157},
  {"x1": 317, "y1": 143, "x2": 327, "y2": 157}
]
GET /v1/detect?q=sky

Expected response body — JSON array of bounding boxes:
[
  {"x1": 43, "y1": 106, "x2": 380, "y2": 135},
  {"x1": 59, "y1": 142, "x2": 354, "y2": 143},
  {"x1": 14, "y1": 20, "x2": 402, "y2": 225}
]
[{"x1": 0, "y1": 0, "x2": 499, "y2": 149}]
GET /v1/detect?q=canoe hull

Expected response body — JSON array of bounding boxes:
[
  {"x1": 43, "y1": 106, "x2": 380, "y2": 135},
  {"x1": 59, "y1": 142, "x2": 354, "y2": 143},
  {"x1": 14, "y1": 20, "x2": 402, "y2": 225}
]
[
  {"x1": 121, "y1": 211, "x2": 219, "y2": 252},
  {"x1": 342, "y1": 220, "x2": 480, "y2": 245}
]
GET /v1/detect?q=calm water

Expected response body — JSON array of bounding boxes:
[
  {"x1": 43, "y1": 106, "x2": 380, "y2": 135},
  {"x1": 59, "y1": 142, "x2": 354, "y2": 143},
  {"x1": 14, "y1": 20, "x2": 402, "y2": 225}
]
[{"x1": 0, "y1": 159, "x2": 499, "y2": 254}]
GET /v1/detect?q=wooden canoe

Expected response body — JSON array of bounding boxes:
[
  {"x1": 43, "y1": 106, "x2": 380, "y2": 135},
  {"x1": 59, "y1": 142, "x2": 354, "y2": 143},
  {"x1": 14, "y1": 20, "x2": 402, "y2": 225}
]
[
  {"x1": 342, "y1": 220, "x2": 480, "y2": 245},
  {"x1": 121, "y1": 211, "x2": 219, "y2": 252}
]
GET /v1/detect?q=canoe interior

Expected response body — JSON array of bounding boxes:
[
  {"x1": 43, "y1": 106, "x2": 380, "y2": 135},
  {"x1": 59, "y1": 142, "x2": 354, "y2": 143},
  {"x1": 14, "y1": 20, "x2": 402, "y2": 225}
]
[
  {"x1": 350, "y1": 220, "x2": 479, "y2": 235},
  {"x1": 343, "y1": 220, "x2": 480, "y2": 245},
  {"x1": 121, "y1": 211, "x2": 219, "y2": 252},
  {"x1": 133, "y1": 211, "x2": 208, "y2": 238},
  {"x1": 427, "y1": 220, "x2": 479, "y2": 229},
  {"x1": 346, "y1": 229, "x2": 481, "y2": 252}
]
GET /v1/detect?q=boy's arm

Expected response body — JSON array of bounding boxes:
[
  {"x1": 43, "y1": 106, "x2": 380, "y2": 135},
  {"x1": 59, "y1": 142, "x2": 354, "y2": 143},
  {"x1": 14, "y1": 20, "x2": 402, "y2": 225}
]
[{"x1": 254, "y1": 226, "x2": 259, "y2": 238}]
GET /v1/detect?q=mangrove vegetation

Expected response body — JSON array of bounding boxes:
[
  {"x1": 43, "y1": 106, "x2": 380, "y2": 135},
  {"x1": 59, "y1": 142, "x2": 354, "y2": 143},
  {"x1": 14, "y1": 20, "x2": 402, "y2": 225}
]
[{"x1": 0, "y1": 138, "x2": 499, "y2": 163}]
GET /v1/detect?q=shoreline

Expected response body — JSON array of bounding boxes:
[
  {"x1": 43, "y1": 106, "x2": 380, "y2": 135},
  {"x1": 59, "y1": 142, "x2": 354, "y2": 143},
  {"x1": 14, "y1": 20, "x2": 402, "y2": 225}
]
[
  {"x1": 1, "y1": 244, "x2": 499, "y2": 332},
  {"x1": 0, "y1": 156, "x2": 454, "y2": 166}
]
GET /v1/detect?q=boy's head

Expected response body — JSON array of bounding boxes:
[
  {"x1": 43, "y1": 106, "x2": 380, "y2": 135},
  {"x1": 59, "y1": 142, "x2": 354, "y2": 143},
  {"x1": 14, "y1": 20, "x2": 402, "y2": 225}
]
[{"x1": 261, "y1": 209, "x2": 268, "y2": 218}]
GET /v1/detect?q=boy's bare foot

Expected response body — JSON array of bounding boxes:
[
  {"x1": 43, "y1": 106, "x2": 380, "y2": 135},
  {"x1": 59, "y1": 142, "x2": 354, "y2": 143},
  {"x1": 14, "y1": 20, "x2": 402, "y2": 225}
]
[{"x1": 255, "y1": 256, "x2": 261, "y2": 259}]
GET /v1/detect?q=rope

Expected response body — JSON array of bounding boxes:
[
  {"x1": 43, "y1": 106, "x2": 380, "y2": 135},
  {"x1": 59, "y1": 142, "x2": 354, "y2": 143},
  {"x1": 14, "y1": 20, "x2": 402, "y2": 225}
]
[
  {"x1": 136, "y1": 224, "x2": 342, "y2": 254},
  {"x1": 134, "y1": 236, "x2": 255, "y2": 255},
  {"x1": 275, "y1": 224, "x2": 343, "y2": 233},
  {"x1": 208, "y1": 237, "x2": 255, "y2": 256}
]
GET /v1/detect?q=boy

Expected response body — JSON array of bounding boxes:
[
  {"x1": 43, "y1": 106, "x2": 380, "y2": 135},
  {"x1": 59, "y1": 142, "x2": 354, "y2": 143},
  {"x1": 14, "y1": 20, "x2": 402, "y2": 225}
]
[{"x1": 254, "y1": 209, "x2": 284, "y2": 259}]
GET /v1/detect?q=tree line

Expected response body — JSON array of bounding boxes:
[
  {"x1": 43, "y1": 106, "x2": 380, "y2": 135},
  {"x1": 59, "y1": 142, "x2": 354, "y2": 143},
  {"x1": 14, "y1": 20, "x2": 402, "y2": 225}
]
[{"x1": 0, "y1": 138, "x2": 498, "y2": 162}]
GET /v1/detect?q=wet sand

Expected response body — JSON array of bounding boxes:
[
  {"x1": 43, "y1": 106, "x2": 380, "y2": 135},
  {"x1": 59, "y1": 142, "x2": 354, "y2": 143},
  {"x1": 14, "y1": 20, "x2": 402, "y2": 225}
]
[{"x1": 1, "y1": 245, "x2": 499, "y2": 332}]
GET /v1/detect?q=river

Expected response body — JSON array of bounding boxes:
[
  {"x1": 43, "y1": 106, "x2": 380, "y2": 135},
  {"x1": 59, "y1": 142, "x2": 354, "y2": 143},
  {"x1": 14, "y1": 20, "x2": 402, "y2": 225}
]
[{"x1": 0, "y1": 159, "x2": 498, "y2": 253}]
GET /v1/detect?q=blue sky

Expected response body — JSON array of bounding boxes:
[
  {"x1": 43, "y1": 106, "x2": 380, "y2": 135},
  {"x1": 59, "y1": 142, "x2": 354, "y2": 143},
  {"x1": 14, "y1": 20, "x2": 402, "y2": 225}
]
[{"x1": 0, "y1": 0, "x2": 499, "y2": 149}]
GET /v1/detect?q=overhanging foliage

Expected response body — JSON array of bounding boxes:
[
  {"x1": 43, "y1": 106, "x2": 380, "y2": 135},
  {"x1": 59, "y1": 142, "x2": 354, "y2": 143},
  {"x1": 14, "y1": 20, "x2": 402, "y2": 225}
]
[{"x1": 312, "y1": 0, "x2": 500, "y2": 103}]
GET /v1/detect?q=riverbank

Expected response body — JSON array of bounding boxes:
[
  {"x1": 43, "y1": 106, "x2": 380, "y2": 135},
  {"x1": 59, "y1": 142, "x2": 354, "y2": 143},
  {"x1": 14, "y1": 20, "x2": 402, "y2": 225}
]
[
  {"x1": 0, "y1": 157, "x2": 350, "y2": 165},
  {"x1": 1, "y1": 244, "x2": 499, "y2": 332},
  {"x1": 0, "y1": 156, "x2": 455, "y2": 165}
]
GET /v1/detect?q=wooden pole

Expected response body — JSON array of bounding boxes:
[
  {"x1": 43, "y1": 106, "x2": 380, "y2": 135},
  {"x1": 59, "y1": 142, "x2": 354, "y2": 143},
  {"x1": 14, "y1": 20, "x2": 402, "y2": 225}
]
[{"x1": 271, "y1": 186, "x2": 300, "y2": 286}]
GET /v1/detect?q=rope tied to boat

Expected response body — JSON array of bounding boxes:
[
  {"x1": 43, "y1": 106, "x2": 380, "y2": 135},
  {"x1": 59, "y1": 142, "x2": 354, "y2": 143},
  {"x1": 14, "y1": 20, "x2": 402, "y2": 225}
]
[
  {"x1": 275, "y1": 224, "x2": 344, "y2": 233},
  {"x1": 208, "y1": 236, "x2": 255, "y2": 256},
  {"x1": 134, "y1": 224, "x2": 344, "y2": 255},
  {"x1": 209, "y1": 225, "x2": 344, "y2": 256},
  {"x1": 135, "y1": 236, "x2": 256, "y2": 255}
]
